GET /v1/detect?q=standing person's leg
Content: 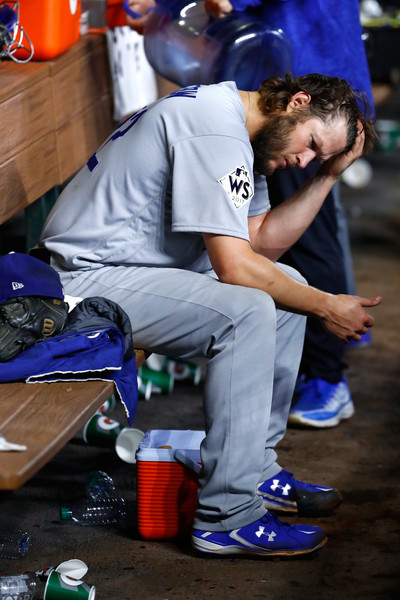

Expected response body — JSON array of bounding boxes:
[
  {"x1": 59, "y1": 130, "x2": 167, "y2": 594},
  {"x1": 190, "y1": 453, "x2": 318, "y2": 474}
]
[
  {"x1": 267, "y1": 166, "x2": 355, "y2": 428},
  {"x1": 285, "y1": 194, "x2": 347, "y2": 383},
  {"x1": 332, "y1": 183, "x2": 357, "y2": 296},
  {"x1": 333, "y1": 184, "x2": 372, "y2": 348},
  {"x1": 267, "y1": 165, "x2": 347, "y2": 383}
]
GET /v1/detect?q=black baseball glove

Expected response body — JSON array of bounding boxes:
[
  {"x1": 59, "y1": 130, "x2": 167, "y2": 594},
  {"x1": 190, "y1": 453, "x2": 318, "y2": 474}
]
[{"x1": 0, "y1": 296, "x2": 69, "y2": 362}]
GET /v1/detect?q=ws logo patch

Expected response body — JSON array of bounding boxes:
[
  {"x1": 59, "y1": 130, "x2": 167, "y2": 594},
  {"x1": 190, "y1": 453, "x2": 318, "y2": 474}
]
[{"x1": 218, "y1": 165, "x2": 254, "y2": 210}]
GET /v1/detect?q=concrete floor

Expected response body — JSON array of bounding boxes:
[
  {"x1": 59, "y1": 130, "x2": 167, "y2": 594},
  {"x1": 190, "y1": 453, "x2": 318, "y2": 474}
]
[{"x1": 1, "y1": 118, "x2": 399, "y2": 599}]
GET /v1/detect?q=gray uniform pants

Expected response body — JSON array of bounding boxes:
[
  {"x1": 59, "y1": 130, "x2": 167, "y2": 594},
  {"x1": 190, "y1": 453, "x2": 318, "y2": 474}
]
[{"x1": 57, "y1": 262, "x2": 306, "y2": 531}]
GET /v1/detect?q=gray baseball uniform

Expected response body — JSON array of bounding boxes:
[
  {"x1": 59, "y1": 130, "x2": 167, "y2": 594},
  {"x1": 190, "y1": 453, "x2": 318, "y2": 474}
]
[{"x1": 40, "y1": 82, "x2": 306, "y2": 531}]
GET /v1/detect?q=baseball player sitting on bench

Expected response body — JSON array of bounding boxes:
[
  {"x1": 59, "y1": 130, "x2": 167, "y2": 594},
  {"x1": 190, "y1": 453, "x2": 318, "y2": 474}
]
[{"x1": 36, "y1": 72, "x2": 381, "y2": 558}]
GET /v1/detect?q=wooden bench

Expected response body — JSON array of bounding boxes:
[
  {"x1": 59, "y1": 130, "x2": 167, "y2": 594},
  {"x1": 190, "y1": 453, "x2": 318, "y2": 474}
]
[
  {"x1": 0, "y1": 34, "x2": 146, "y2": 491},
  {"x1": 0, "y1": 375, "x2": 144, "y2": 491}
]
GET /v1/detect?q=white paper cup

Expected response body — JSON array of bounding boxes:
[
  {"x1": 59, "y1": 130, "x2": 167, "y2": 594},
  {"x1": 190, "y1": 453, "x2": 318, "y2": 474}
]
[
  {"x1": 44, "y1": 570, "x2": 95, "y2": 599},
  {"x1": 115, "y1": 428, "x2": 145, "y2": 463}
]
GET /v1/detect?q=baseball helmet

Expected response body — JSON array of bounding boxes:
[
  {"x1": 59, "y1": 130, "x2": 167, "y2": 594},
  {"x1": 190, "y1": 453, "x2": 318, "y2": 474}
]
[{"x1": 0, "y1": 1, "x2": 33, "y2": 62}]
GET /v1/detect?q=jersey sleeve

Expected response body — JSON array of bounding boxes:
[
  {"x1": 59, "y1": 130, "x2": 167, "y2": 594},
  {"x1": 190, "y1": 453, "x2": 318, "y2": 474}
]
[
  {"x1": 248, "y1": 172, "x2": 270, "y2": 216},
  {"x1": 170, "y1": 134, "x2": 256, "y2": 241}
]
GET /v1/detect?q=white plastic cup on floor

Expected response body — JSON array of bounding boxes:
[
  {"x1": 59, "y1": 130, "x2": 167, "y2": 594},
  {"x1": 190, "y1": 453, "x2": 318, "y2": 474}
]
[
  {"x1": 44, "y1": 559, "x2": 95, "y2": 599},
  {"x1": 115, "y1": 428, "x2": 145, "y2": 464}
]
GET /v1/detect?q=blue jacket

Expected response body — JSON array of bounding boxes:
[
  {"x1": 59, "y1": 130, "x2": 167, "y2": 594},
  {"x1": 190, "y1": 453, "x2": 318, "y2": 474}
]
[
  {"x1": 230, "y1": 0, "x2": 374, "y2": 109},
  {"x1": 0, "y1": 297, "x2": 138, "y2": 425}
]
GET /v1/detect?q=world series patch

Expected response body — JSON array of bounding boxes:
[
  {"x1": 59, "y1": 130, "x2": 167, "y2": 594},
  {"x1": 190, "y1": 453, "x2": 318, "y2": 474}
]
[{"x1": 218, "y1": 165, "x2": 254, "y2": 210}]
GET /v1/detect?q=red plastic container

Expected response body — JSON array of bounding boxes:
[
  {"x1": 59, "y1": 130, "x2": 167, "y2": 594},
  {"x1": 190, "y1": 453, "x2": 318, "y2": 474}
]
[
  {"x1": 136, "y1": 430, "x2": 204, "y2": 539},
  {"x1": 17, "y1": 0, "x2": 81, "y2": 60}
]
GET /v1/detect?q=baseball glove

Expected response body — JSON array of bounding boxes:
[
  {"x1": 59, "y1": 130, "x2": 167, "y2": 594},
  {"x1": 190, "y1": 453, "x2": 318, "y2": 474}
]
[{"x1": 0, "y1": 296, "x2": 69, "y2": 362}]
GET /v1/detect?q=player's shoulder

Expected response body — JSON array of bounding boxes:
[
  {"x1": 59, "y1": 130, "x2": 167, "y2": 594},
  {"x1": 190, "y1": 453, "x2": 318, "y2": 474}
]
[
  {"x1": 150, "y1": 81, "x2": 245, "y2": 144},
  {"x1": 160, "y1": 81, "x2": 239, "y2": 111}
]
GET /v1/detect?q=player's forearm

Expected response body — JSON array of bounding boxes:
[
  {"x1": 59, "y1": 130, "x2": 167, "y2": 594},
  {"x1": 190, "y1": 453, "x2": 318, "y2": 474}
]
[
  {"x1": 204, "y1": 233, "x2": 381, "y2": 341},
  {"x1": 205, "y1": 233, "x2": 330, "y2": 318},
  {"x1": 230, "y1": 250, "x2": 330, "y2": 318}
]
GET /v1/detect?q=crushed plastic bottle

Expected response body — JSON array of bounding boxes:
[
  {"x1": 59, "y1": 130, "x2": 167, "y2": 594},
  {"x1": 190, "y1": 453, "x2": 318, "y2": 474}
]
[
  {"x1": 0, "y1": 529, "x2": 31, "y2": 559},
  {"x1": 0, "y1": 569, "x2": 48, "y2": 600},
  {"x1": 85, "y1": 470, "x2": 117, "y2": 501},
  {"x1": 60, "y1": 498, "x2": 127, "y2": 527}
]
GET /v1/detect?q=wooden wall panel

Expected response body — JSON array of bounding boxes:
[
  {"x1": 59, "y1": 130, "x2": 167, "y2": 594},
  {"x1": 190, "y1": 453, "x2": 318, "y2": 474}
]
[
  {"x1": 0, "y1": 60, "x2": 49, "y2": 104},
  {"x1": 0, "y1": 74, "x2": 54, "y2": 163},
  {"x1": 57, "y1": 96, "x2": 113, "y2": 182},
  {"x1": 0, "y1": 133, "x2": 59, "y2": 224},
  {"x1": 0, "y1": 35, "x2": 114, "y2": 225},
  {"x1": 51, "y1": 42, "x2": 113, "y2": 131}
]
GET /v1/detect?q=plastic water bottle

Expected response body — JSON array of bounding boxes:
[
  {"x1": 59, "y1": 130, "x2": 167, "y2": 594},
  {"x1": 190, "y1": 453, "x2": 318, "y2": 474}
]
[
  {"x1": 0, "y1": 529, "x2": 31, "y2": 559},
  {"x1": 60, "y1": 498, "x2": 127, "y2": 527},
  {"x1": 125, "y1": 0, "x2": 293, "y2": 90},
  {"x1": 85, "y1": 470, "x2": 116, "y2": 501},
  {"x1": 0, "y1": 571, "x2": 45, "y2": 600}
]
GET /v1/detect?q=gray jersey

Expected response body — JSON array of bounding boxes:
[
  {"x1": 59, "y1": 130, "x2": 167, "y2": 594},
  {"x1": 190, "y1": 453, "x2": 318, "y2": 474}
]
[{"x1": 40, "y1": 82, "x2": 270, "y2": 272}]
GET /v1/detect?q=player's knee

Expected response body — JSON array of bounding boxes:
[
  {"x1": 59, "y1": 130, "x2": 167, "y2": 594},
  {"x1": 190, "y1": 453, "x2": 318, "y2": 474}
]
[{"x1": 228, "y1": 285, "x2": 276, "y2": 327}]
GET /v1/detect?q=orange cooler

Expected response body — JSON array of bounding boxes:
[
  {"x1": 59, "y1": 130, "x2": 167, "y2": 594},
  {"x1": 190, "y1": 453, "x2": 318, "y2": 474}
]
[
  {"x1": 136, "y1": 429, "x2": 204, "y2": 540},
  {"x1": 17, "y1": 0, "x2": 81, "y2": 60}
]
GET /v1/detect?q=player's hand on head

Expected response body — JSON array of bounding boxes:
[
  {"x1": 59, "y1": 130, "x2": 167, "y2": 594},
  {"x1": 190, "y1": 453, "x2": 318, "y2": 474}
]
[{"x1": 321, "y1": 120, "x2": 365, "y2": 179}]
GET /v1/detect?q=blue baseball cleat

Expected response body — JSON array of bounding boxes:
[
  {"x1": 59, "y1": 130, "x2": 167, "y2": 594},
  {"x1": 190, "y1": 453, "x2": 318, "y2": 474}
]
[
  {"x1": 192, "y1": 511, "x2": 327, "y2": 557},
  {"x1": 347, "y1": 330, "x2": 372, "y2": 349},
  {"x1": 288, "y1": 378, "x2": 354, "y2": 428},
  {"x1": 257, "y1": 468, "x2": 342, "y2": 516}
]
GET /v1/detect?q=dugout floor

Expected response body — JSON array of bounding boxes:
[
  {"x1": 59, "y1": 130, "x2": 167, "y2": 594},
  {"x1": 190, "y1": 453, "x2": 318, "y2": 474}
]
[{"x1": 0, "y1": 100, "x2": 399, "y2": 599}]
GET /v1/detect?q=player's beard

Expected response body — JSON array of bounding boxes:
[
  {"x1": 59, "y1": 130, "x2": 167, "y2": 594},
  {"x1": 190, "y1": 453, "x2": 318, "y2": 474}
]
[{"x1": 251, "y1": 112, "x2": 307, "y2": 176}]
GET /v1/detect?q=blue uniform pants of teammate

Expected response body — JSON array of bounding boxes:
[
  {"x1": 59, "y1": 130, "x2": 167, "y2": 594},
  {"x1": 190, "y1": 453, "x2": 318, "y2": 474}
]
[
  {"x1": 268, "y1": 163, "x2": 349, "y2": 383},
  {"x1": 56, "y1": 262, "x2": 306, "y2": 531}
]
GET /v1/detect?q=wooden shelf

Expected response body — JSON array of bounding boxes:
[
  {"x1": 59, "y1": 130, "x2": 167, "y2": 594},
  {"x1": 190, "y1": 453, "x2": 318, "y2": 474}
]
[{"x1": 0, "y1": 34, "x2": 114, "y2": 225}]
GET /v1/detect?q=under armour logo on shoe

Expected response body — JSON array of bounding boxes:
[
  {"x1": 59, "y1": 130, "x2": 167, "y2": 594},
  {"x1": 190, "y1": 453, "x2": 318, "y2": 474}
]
[
  {"x1": 12, "y1": 281, "x2": 24, "y2": 291},
  {"x1": 255, "y1": 526, "x2": 276, "y2": 542},
  {"x1": 270, "y1": 480, "x2": 291, "y2": 496}
]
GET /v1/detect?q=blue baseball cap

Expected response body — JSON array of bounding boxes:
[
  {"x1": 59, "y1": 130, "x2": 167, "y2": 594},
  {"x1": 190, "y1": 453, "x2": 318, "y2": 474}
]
[{"x1": 0, "y1": 252, "x2": 64, "y2": 304}]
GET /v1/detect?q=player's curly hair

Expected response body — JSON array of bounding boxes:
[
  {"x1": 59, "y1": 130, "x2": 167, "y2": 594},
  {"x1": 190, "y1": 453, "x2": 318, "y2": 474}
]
[{"x1": 258, "y1": 72, "x2": 376, "y2": 154}]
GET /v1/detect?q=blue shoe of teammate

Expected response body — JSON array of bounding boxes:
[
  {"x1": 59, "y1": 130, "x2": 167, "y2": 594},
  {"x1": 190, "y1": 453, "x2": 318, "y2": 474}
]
[
  {"x1": 192, "y1": 511, "x2": 327, "y2": 557},
  {"x1": 347, "y1": 330, "x2": 372, "y2": 349},
  {"x1": 288, "y1": 377, "x2": 354, "y2": 428},
  {"x1": 257, "y1": 469, "x2": 342, "y2": 516}
]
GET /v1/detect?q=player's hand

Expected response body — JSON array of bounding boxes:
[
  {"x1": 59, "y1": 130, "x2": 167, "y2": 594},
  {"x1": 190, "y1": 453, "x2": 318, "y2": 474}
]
[
  {"x1": 125, "y1": 0, "x2": 155, "y2": 34},
  {"x1": 204, "y1": 0, "x2": 234, "y2": 19},
  {"x1": 321, "y1": 120, "x2": 365, "y2": 179},
  {"x1": 321, "y1": 293, "x2": 382, "y2": 342}
]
